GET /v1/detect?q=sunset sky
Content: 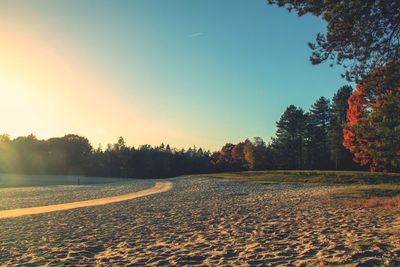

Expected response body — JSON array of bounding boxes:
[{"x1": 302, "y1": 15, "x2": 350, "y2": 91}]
[{"x1": 0, "y1": 0, "x2": 349, "y2": 151}]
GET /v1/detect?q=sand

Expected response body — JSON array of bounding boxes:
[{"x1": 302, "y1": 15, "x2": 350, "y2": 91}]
[
  {"x1": 0, "y1": 180, "x2": 154, "y2": 210},
  {"x1": 0, "y1": 176, "x2": 399, "y2": 266},
  {"x1": 0, "y1": 181, "x2": 172, "y2": 219}
]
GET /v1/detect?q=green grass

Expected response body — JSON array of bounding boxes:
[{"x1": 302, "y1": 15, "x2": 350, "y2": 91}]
[
  {"x1": 206, "y1": 170, "x2": 400, "y2": 185},
  {"x1": 333, "y1": 184, "x2": 400, "y2": 198},
  {"x1": 205, "y1": 170, "x2": 400, "y2": 199}
]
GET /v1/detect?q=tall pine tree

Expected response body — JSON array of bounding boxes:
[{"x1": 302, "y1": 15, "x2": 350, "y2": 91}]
[
  {"x1": 306, "y1": 97, "x2": 331, "y2": 169},
  {"x1": 272, "y1": 105, "x2": 307, "y2": 169},
  {"x1": 328, "y1": 85, "x2": 356, "y2": 170}
]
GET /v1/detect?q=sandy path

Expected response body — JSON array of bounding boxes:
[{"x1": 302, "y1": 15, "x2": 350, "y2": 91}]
[{"x1": 0, "y1": 181, "x2": 172, "y2": 219}]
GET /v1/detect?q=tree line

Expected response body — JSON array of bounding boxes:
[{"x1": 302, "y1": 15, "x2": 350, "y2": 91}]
[
  {"x1": 211, "y1": 85, "x2": 362, "y2": 172},
  {"x1": 0, "y1": 81, "x2": 398, "y2": 178},
  {"x1": 0, "y1": 134, "x2": 213, "y2": 178},
  {"x1": 0, "y1": 85, "x2": 364, "y2": 179}
]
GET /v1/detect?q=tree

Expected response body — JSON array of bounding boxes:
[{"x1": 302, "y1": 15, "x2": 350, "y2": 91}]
[
  {"x1": 272, "y1": 105, "x2": 307, "y2": 169},
  {"x1": 218, "y1": 143, "x2": 236, "y2": 170},
  {"x1": 328, "y1": 85, "x2": 356, "y2": 170},
  {"x1": 231, "y1": 142, "x2": 247, "y2": 170},
  {"x1": 243, "y1": 140, "x2": 255, "y2": 170},
  {"x1": 0, "y1": 134, "x2": 13, "y2": 173},
  {"x1": 343, "y1": 80, "x2": 400, "y2": 172},
  {"x1": 306, "y1": 97, "x2": 331, "y2": 169},
  {"x1": 211, "y1": 143, "x2": 244, "y2": 171},
  {"x1": 47, "y1": 134, "x2": 92, "y2": 175},
  {"x1": 115, "y1": 136, "x2": 126, "y2": 150},
  {"x1": 369, "y1": 91, "x2": 400, "y2": 171},
  {"x1": 12, "y1": 134, "x2": 48, "y2": 174},
  {"x1": 267, "y1": 0, "x2": 400, "y2": 81},
  {"x1": 0, "y1": 134, "x2": 10, "y2": 142},
  {"x1": 251, "y1": 137, "x2": 272, "y2": 170}
]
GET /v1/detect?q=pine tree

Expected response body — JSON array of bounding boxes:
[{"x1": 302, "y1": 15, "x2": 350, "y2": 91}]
[
  {"x1": 328, "y1": 85, "x2": 355, "y2": 170},
  {"x1": 273, "y1": 105, "x2": 307, "y2": 169},
  {"x1": 306, "y1": 97, "x2": 331, "y2": 169},
  {"x1": 267, "y1": 0, "x2": 400, "y2": 81}
]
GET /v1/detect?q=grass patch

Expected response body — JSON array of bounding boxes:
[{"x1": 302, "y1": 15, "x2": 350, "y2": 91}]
[
  {"x1": 333, "y1": 184, "x2": 400, "y2": 198},
  {"x1": 205, "y1": 170, "x2": 400, "y2": 210},
  {"x1": 207, "y1": 170, "x2": 400, "y2": 185},
  {"x1": 334, "y1": 185, "x2": 400, "y2": 210},
  {"x1": 333, "y1": 185, "x2": 400, "y2": 211}
]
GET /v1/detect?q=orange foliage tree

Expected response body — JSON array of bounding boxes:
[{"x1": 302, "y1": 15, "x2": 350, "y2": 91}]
[{"x1": 343, "y1": 63, "x2": 400, "y2": 172}]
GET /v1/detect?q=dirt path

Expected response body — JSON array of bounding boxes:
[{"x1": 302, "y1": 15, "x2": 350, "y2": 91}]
[{"x1": 0, "y1": 181, "x2": 172, "y2": 219}]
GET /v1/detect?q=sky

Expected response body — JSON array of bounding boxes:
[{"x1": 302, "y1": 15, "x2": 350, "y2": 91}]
[{"x1": 0, "y1": 0, "x2": 350, "y2": 151}]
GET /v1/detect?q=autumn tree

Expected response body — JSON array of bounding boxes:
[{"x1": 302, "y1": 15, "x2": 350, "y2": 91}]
[
  {"x1": 343, "y1": 63, "x2": 400, "y2": 172},
  {"x1": 243, "y1": 139, "x2": 255, "y2": 170},
  {"x1": 231, "y1": 142, "x2": 247, "y2": 170}
]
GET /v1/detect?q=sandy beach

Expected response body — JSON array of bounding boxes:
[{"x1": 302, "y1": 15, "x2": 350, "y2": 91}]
[{"x1": 0, "y1": 176, "x2": 399, "y2": 266}]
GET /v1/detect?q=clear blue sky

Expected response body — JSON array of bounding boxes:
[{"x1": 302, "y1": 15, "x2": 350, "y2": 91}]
[{"x1": 0, "y1": 0, "x2": 349, "y2": 150}]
